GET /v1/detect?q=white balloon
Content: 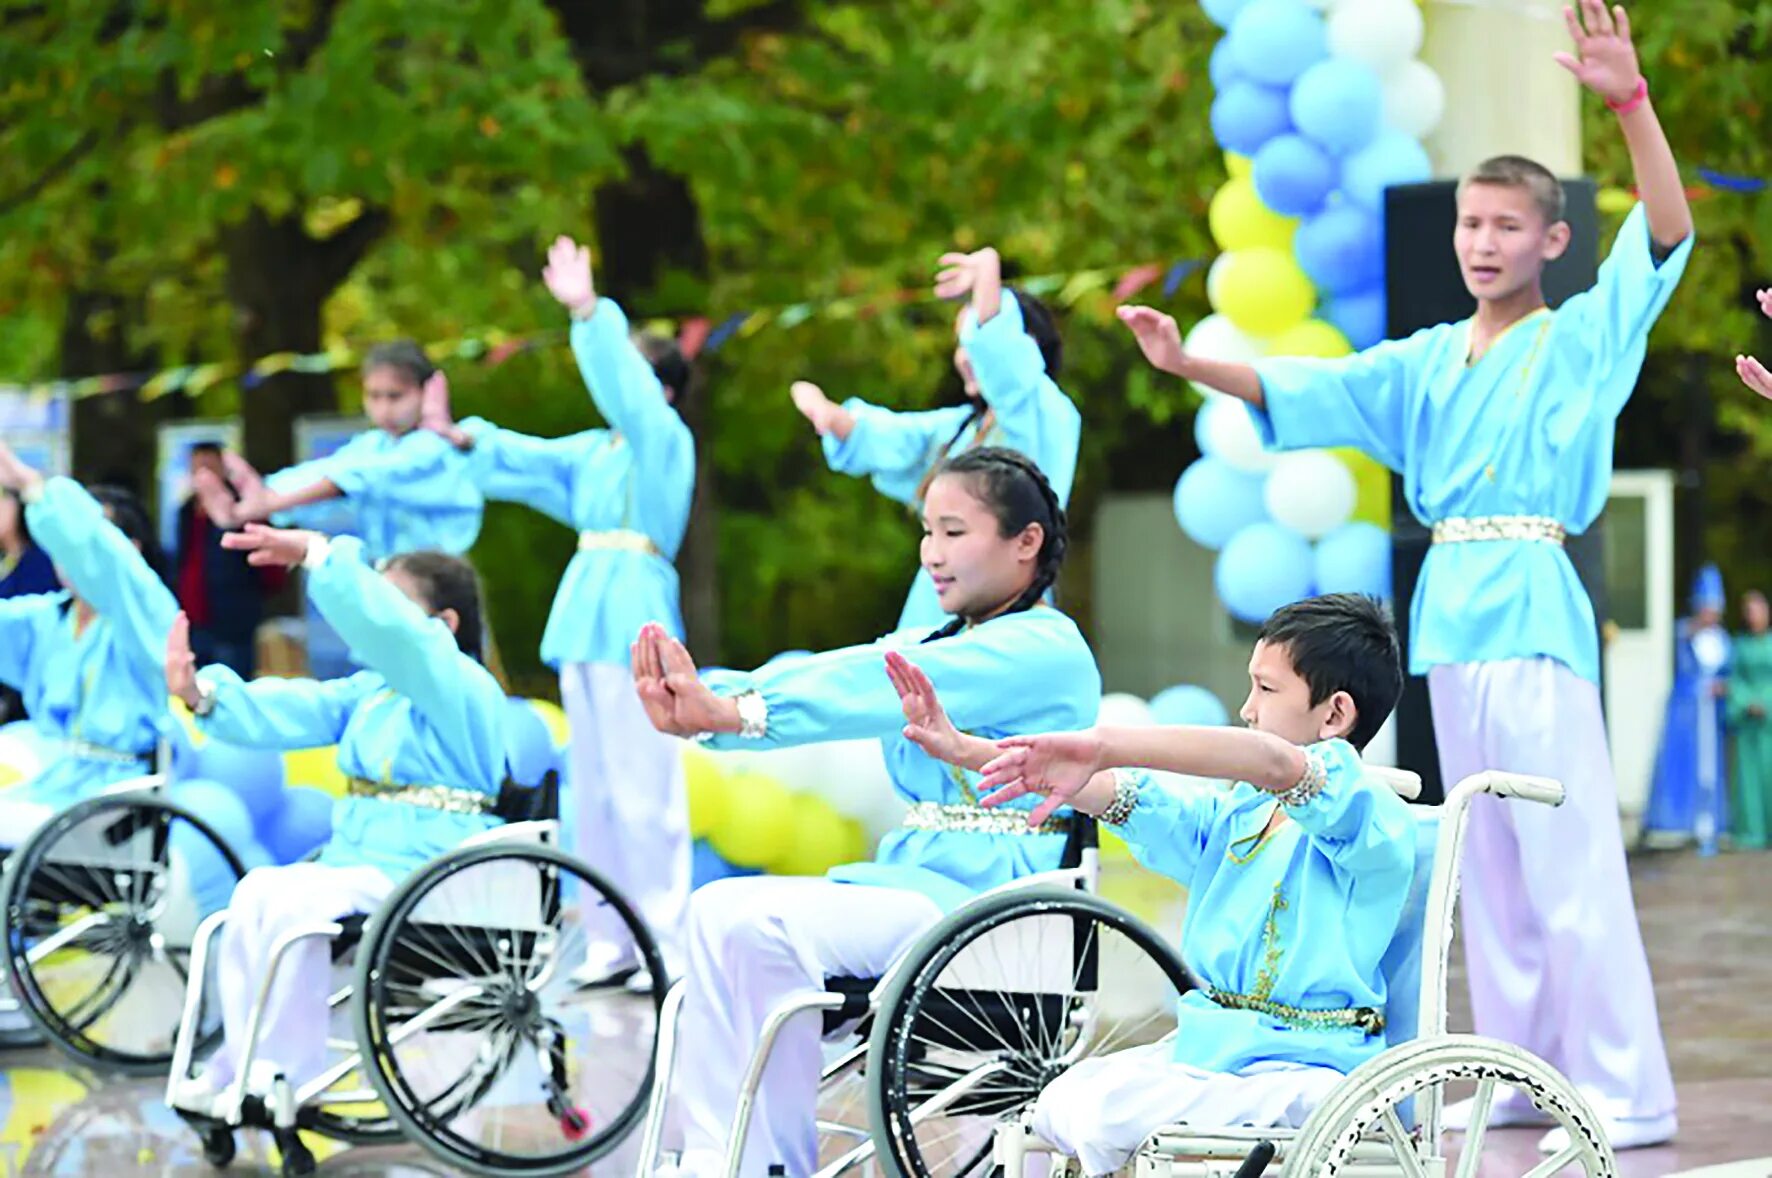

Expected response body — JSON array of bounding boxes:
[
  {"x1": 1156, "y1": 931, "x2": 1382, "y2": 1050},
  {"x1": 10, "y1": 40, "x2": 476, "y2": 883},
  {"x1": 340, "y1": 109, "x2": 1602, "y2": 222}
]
[
  {"x1": 1183, "y1": 313, "x2": 1265, "y2": 400},
  {"x1": 1098, "y1": 692, "x2": 1156, "y2": 728},
  {"x1": 1382, "y1": 58, "x2": 1445, "y2": 139},
  {"x1": 1196, "y1": 394, "x2": 1279, "y2": 474},
  {"x1": 1326, "y1": 0, "x2": 1424, "y2": 72},
  {"x1": 1262, "y1": 450, "x2": 1357, "y2": 539}
]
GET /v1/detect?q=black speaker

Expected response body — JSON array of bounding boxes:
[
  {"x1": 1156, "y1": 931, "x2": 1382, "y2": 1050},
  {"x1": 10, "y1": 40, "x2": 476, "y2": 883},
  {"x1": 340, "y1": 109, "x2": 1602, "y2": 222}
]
[{"x1": 1381, "y1": 179, "x2": 1607, "y2": 804}]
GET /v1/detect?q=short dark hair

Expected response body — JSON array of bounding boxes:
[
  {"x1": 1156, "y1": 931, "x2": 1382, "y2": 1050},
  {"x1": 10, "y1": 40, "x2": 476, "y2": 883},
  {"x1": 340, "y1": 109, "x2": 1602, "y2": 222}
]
[
  {"x1": 361, "y1": 340, "x2": 436, "y2": 388},
  {"x1": 633, "y1": 331, "x2": 690, "y2": 410},
  {"x1": 382, "y1": 550, "x2": 485, "y2": 663},
  {"x1": 1458, "y1": 154, "x2": 1566, "y2": 226},
  {"x1": 1256, "y1": 593, "x2": 1401, "y2": 751}
]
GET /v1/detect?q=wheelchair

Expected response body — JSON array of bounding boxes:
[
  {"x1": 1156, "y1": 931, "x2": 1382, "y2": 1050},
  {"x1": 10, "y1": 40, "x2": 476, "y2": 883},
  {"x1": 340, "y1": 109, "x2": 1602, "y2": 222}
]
[
  {"x1": 636, "y1": 812, "x2": 1197, "y2": 1178},
  {"x1": 990, "y1": 769, "x2": 1620, "y2": 1177},
  {"x1": 162, "y1": 769, "x2": 669, "y2": 1177},
  {"x1": 0, "y1": 751, "x2": 249, "y2": 1070}
]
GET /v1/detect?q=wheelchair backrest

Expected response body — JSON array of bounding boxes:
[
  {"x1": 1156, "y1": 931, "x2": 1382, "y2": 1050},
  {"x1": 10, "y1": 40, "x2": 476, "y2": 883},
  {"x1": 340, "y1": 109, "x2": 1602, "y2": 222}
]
[{"x1": 1376, "y1": 808, "x2": 1440, "y2": 1051}]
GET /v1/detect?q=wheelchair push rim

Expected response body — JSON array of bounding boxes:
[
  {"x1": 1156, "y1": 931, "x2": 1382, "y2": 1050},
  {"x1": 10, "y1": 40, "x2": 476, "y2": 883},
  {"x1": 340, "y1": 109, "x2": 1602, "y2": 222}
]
[
  {"x1": 353, "y1": 841, "x2": 666, "y2": 1176},
  {"x1": 2, "y1": 792, "x2": 246, "y2": 1074},
  {"x1": 867, "y1": 886, "x2": 1192, "y2": 1178}
]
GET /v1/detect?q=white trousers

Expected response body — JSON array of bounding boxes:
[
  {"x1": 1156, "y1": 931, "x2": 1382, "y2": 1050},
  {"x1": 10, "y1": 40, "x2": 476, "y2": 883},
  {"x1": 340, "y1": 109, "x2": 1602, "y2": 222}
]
[
  {"x1": 561, "y1": 661, "x2": 690, "y2": 975},
  {"x1": 674, "y1": 876, "x2": 945, "y2": 1178},
  {"x1": 1031, "y1": 1043, "x2": 1344, "y2": 1176},
  {"x1": 215, "y1": 863, "x2": 394, "y2": 1088},
  {"x1": 1429, "y1": 658, "x2": 1677, "y2": 1123},
  {"x1": 0, "y1": 798, "x2": 53, "y2": 848}
]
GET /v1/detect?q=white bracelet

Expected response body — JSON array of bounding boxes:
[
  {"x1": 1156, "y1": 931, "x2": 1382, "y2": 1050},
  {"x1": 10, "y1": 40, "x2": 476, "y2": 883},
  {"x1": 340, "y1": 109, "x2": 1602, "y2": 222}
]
[
  {"x1": 1274, "y1": 748, "x2": 1328, "y2": 808},
  {"x1": 1097, "y1": 771, "x2": 1141, "y2": 826},
  {"x1": 18, "y1": 477, "x2": 45, "y2": 505}
]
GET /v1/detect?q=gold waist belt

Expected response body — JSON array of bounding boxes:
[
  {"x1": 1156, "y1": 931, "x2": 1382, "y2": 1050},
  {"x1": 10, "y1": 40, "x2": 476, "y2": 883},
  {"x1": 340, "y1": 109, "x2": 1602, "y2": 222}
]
[
  {"x1": 347, "y1": 777, "x2": 494, "y2": 816},
  {"x1": 900, "y1": 801, "x2": 1070, "y2": 837},
  {"x1": 1206, "y1": 987, "x2": 1385, "y2": 1036},
  {"x1": 65, "y1": 740, "x2": 154, "y2": 767},
  {"x1": 577, "y1": 529, "x2": 662, "y2": 557},
  {"x1": 1429, "y1": 515, "x2": 1566, "y2": 546}
]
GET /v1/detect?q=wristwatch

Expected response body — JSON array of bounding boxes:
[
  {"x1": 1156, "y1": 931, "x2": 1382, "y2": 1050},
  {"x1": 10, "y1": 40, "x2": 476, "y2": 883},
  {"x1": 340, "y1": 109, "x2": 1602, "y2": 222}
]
[{"x1": 190, "y1": 682, "x2": 217, "y2": 719}]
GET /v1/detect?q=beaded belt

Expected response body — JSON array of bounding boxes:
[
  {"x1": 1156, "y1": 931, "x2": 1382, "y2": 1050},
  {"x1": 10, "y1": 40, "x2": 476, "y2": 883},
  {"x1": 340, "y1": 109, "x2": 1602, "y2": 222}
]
[
  {"x1": 64, "y1": 740, "x2": 155, "y2": 768},
  {"x1": 347, "y1": 777, "x2": 494, "y2": 815},
  {"x1": 577, "y1": 529, "x2": 662, "y2": 557},
  {"x1": 1206, "y1": 987, "x2": 1385, "y2": 1036},
  {"x1": 1429, "y1": 515, "x2": 1566, "y2": 546},
  {"x1": 900, "y1": 801, "x2": 1071, "y2": 837}
]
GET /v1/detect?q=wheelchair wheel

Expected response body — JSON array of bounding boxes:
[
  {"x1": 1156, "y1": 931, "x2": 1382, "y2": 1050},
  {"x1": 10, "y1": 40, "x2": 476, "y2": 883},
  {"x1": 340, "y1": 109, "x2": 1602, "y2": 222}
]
[
  {"x1": 1288, "y1": 1034, "x2": 1616, "y2": 1177},
  {"x1": 1, "y1": 793, "x2": 245, "y2": 1073},
  {"x1": 353, "y1": 841, "x2": 665, "y2": 1176},
  {"x1": 867, "y1": 886, "x2": 1192, "y2": 1178}
]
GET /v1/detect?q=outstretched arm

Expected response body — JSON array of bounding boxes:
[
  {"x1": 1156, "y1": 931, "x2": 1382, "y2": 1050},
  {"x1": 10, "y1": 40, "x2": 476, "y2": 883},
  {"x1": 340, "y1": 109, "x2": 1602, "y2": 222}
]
[
  {"x1": 1556, "y1": 0, "x2": 1691, "y2": 250},
  {"x1": 1117, "y1": 305, "x2": 1266, "y2": 407}
]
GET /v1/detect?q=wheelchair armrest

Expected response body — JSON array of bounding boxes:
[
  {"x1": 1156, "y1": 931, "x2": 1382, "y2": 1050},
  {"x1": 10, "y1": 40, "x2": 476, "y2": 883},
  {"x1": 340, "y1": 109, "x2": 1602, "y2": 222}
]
[
  {"x1": 97, "y1": 773, "x2": 169, "y2": 799},
  {"x1": 1365, "y1": 765, "x2": 1422, "y2": 801},
  {"x1": 971, "y1": 867, "x2": 1090, "y2": 903},
  {"x1": 1459, "y1": 771, "x2": 1564, "y2": 807},
  {"x1": 460, "y1": 819, "x2": 557, "y2": 849}
]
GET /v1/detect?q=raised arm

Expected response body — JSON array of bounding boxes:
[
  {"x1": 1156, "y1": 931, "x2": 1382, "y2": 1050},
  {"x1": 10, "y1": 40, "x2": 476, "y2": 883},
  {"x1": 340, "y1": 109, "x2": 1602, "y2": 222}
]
[
  {"x1": 452, "y1": 418, "x2": 589, "y2": 528},
  {"x1": 3, "y1": 464, "x2": 176, "y2": 677}
]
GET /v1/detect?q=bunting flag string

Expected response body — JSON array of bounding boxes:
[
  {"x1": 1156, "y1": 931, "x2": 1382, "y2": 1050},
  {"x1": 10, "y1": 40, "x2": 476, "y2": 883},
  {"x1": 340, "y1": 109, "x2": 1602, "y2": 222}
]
[{"x1": 0, "y1": 257, "x2": 1205, "y2": 405}]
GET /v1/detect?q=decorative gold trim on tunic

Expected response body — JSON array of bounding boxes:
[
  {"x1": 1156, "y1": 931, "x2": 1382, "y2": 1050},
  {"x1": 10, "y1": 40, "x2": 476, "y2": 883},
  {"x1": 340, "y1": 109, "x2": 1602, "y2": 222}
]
[
  {"x1": 347, "y1": 777, "x2": 494, "y2": 815},
  {"x1": 1429, "y1": 515, "x2": 1566, "y2": 546},
  {"x1": 899, "y1": 801, "x2": 1071, "y2": 837},
  {"x1": 1205, "y1": 986, "x2": 1386, "y2": 1036},
  {"x1": 577, "y1": 529, "x2": 662, "y2": 557}
]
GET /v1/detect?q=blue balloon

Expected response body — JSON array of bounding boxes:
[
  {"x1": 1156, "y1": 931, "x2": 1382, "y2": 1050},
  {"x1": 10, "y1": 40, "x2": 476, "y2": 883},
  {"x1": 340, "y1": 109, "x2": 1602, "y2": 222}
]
[
  {"x1": 1314, "y1": 523, "x2": 1393, "y2": 599},
  {"x1": 1173, "y1": 457, "x2": 1270, "y2": 552},
  {"x1": 1149, "y1": 685, "x2": 1231, "y2": 728},
  {"x1": 691, "y1": 839, "x2": 759, "y2": 890},
  {"x1": 1252, "y1": 134, "x2": 1338, "y2": 218},
  {"x1": 1208, "y1": 39, "x2": 1244, "y2": 89},
  {"x1": 1326, "y1": 287, "x2": 1388, "y2": 349},
  {"x1": 1341, "y1": 131, "x2": 1434, "y2": 213},
  {"x1": 1215, "y1": 523, "x2": 1315, "y2": 624},
  {"x1": 1203, "y1": 0, "x2": 1253, "y2": 29},
  {"x1": 1289, "y1": 59, "x2": 1383, "y2": 156},
  {"x1": 1210, "y1": 82, "x2": 1293, "y2": 157},
  {"x1": 1295, "y1": 203, "x2": 1384, "y2": 296},
  {"x1": 264, "y1": 785, "x2": 334, "y2": 865},
  {"x1": 503, "y1": 696, "x2": 561, "y2": 788},
  {"x1": 170, "y1": 778, "x2": 256, "y2": 851},
  {"x1": 1227, "y1": 0, "x2": 1327, "y2": 87},
  {"x1": 191, "y1": 740, "x2": 285, "y2": 828}
]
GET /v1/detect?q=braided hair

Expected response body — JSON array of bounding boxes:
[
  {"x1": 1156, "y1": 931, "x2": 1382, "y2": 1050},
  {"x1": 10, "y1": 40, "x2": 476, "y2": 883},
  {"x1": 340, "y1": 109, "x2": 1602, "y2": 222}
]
[{"x1": 921, "y1": 446, "x2": 1068, "y2": 643}]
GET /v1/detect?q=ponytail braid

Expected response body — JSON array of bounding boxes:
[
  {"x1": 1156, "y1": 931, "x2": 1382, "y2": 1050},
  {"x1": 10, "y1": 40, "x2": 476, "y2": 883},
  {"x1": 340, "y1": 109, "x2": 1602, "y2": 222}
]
[{"x1": 920, "y1": 446, "x2": 1068, "y2": 643}]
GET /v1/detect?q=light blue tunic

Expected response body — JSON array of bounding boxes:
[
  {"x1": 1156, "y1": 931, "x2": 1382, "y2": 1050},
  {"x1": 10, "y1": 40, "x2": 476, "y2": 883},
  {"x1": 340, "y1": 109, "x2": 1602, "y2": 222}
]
[
  {"x1": 701, "y1": 607, "x2": 1101, "y2": 911},
  {"x1": 1119, "y1": 739, "x2": 1414, "y2": 1075},
  {"x1": 821, "y1": 290, "x2": 1082, "y2": 632},
  {"x1": 194, "y1": 536, "x2": 507, "y2": 880},
  {"x1": 456, "y1": 298, "x2": 695, "y2": 668},
  {"x1": 1248, "y1": 205, "x2": 1692, "y2": 683},
  {"x1": 0, "y1": 478, "x2": 177, "y2": 810},
  {"x1": 267, "y1": 429, "x2": 483, "y2": 560}
]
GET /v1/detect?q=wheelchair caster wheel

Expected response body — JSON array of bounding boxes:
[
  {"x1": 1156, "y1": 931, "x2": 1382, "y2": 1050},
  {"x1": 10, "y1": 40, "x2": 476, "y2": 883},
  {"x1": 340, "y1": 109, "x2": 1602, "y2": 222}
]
[
  {"x1": 199, "y1": 1126, "x2": 236, "y2": 1168},
  {"x1": 558, "y1": 1106, "x2": 592, "y2": 1141},
  {"x1": 275, "y1": 1131, "x2": 316, "y2": 1177}
]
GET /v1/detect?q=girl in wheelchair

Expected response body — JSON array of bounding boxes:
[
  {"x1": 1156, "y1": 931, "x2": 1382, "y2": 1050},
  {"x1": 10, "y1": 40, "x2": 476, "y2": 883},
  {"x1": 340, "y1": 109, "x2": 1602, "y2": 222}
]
[
  {"x1": 0, "y1": 440, "x2": 175, "y2": 842},
  {"x1": 912, "y1": 592, "x2": 1414, "y2": 1176},
  {"x1": 163, "y1": 523, "x2": 508, "y2": 1111},
  {"x1": 630, "y1": 447, "x2": 1101, "y2": 1176}
]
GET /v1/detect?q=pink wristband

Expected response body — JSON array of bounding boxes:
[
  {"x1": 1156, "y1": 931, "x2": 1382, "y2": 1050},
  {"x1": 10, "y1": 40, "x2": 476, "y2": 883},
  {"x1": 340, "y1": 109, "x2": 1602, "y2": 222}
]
[{"x1": 1607, "y1": 76, "x2": 1648, "y2": 115}]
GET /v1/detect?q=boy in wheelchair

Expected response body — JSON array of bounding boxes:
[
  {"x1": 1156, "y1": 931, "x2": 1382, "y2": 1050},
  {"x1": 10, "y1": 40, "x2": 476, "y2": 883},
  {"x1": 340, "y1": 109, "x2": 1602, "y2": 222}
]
[
  {"x1": 910, "y1": 592, "x2": 1413, "y2": 1175},
  {"x1": 162, "y1": 523, "x2": 510, "y2": 1113}
]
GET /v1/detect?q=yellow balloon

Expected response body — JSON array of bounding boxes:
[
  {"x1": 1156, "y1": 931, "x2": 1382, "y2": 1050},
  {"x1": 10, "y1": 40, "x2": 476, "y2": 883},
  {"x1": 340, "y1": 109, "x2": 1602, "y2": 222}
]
[
  {"x1": 1207, "y1": 249, "x2": 1316, "y2": 338},
  {"x1": 1224, "y1": 152, "x2": 1253, "y2": 180},
  {"x1": 683, "y1": 746, "x2": 730, "y2": 840},
  {"x1": 1596, "y1": 186, "x2": 1634, "y2": 215},
  {"x1": 527, "y1": 699, "x2": 572, "y2": 748},
  {"x1": 706, "y1": 771, "x2": 795, "y2": 868},
  {"x1": 1099, "y1": 827, "x2": 1134, "y2": 863},
  {"x1": 1264, "y1": 318, "x2": 1353, "y2": 359},
  {"x1": 282, "y1": 746, "x2": 347, "y2": 798},
  {"x1": 1337, "y1": 448, "x2": 1394, "y2": 527},
  {"x1": 1208, "y1": 179, "x2": 1297, "y2": 253},
  {"x1": 0, "y1": 764, "x2": 20, "y2": 791},
  {"x1": 771, "y1": 798, "x2": 851, "y2": 876}
]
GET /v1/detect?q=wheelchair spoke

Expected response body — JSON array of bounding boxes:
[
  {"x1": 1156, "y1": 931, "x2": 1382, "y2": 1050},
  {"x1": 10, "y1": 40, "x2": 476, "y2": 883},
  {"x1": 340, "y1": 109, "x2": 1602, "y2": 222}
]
[{"x1": 1453, "y1": 1077, "x2": 1497, "y2": 1178}]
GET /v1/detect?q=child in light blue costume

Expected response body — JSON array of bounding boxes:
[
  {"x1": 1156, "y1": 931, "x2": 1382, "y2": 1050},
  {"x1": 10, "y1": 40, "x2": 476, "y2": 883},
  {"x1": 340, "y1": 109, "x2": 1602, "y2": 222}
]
[
  {"x1": 789, "y1": 246, "x2": 1080, "y2": 632},
  {"x1": 0, "y1": 441, "x2": 175, "y2": 841},
  {"x1": 1115, "y1": 2, "x2": 1688, "y2": 1151},
  {"x1": 164, "y1": 524, "x2": 507, "y2": 1104},
  {"x1": 632, "y1": 448, "x2": 1100, "y2": 1177},
  {"x1": 193, "y1": 342, "x2": 482, "y2": 561},
  {"x1": 914, "y1": 593, "x2": 1409, "y2": 1176},
  {"x1": 428, "y1": 234, "x2": 697, "y2": 984}
]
